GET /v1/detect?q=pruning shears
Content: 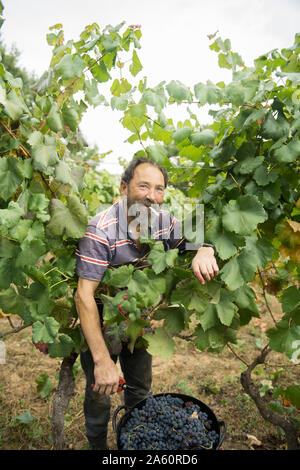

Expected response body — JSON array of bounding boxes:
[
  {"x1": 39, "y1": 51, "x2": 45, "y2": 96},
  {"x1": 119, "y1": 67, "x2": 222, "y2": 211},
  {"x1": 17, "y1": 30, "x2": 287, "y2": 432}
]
[{"x1": 91, "y1": 376, "x2": 132, "y2": 393}]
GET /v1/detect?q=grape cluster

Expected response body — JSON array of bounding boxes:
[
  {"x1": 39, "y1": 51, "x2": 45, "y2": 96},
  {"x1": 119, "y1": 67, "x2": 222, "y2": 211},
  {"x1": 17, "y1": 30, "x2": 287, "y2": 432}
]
[{"x1": 119, "y1": 395, "x2": 219, "y2": 450}]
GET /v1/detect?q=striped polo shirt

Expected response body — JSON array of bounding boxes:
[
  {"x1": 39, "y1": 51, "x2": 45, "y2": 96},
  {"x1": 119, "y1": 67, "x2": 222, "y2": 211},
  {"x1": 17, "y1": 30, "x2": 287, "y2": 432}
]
[{"x1": 75, "y1": 197, "x2": 199, "y2": 282}]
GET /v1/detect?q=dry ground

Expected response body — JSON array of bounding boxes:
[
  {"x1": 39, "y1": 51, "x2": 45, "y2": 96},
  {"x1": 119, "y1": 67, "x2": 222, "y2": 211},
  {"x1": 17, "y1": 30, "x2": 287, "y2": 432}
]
[{"x1": 0, "y1": 292, "x2": 299, "y2": 451}]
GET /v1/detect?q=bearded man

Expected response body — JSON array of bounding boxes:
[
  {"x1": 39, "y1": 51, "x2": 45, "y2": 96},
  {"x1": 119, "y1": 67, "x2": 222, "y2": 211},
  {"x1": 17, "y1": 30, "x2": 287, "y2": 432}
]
[{"x1": 74, "y1": 157, "x2": 219, "y2": 450}]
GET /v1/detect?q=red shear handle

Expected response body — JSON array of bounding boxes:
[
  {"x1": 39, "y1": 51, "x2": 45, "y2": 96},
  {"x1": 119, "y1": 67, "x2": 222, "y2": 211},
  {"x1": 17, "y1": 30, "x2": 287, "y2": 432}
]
[
  {"x1": 91, "y1": 376, "x2": 126, "y2": 393},
  {"x1": 117, "y1": 376, "x2": 126, "y2": 392}
]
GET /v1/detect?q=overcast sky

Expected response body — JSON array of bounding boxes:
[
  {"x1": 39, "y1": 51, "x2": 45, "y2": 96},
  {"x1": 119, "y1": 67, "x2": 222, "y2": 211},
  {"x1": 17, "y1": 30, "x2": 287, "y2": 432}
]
[{"x1": 1, "y1": 0, "x2": 299, "y2": 173}]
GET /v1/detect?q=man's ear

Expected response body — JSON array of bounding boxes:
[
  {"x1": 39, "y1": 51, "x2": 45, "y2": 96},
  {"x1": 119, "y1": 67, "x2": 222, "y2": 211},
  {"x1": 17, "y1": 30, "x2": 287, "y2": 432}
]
[{"x1": 120, "y1": 180, "x2": 128, "y2": 196}]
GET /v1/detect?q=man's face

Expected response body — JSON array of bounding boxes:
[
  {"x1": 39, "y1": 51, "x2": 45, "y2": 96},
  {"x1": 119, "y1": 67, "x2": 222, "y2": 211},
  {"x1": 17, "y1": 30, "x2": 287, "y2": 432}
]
[
  {"x1": 120, "y1": 163, "x2": 165, "y2": 235},
  {"x1": 121, "y1": 163, "x2": 165, "y2": 208}
]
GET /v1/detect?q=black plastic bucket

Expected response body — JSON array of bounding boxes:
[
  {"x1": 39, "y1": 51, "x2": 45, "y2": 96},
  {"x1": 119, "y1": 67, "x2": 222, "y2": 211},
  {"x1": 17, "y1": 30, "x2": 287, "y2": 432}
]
[{"x1": 112, "y1": 392, "x2": 226, "y2": 450}]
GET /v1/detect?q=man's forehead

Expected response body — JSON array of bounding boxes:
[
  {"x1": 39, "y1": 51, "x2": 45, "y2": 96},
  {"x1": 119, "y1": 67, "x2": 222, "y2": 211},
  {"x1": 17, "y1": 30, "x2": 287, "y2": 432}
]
[{"x1": 133, "y1": 163, "x2": 165, "y2": 183}]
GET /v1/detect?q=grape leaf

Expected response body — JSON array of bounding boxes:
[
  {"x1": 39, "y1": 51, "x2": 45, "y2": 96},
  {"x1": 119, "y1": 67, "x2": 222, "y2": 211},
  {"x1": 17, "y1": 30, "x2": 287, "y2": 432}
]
[
  {"x1": 143, "y1": 327, "x2": 175, "y2": 359},
  {"x1": 273, "y1": 139, "x2": 300, "y2": 163},
  {"x1": 32, "y1": 317, "x2": 60, "y2": 344},
  {"x1": 154, "y1": 305, "x2": 188, "y2": 334},
  {"x1": 222, "y1": 195, "x2": 267, "y2": 236},
  {"x1": 189, "y1": 129, "x2": 216, "y2": 147},
  {"x1": 47, "y1": 195, "x2": 88, "y2": 238},
  {"x1": 147, "y1": 242, "x2": 178, "y2": 274},
  {"x1": 0, "y1": 156, "x2": 22, "y2": 201},
  {"x1": 48, "y1": 334, "x2": 75, "y2": 357},
  {"x1": 166, "y1": 80, "x2": 191, "y2": 101},
  {"x1": 35, "y1": 373, "x2": 53, "y2": 398},
  {"x1": 31, "y1": 142, "x2": 59, "y2": 172},
  {"x1": 54, "y1": 54, "x2": 85, "y2": 80},
  {"x1": 129, "y1": 49, "x2": 142, "y2": 76},
  {"x1": 103, "y1": 265, "x2": 134, "y2": 287},
  {"x1": 267, "y1": 323, "x2": 300, "y2": 360}
]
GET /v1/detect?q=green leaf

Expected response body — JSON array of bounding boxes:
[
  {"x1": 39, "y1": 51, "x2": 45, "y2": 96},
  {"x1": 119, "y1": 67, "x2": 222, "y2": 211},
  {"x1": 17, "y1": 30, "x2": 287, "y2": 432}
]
[
  {"x1": 126, "y1": 318, "x2": 148, "y2": 340},
  {"x1": 166, "y1": 80, "x2": 191, "y2": 101},
  {"x1": 0, "y1": 201, "x2": 24, "y2": 231},
  {"x1": 127, "y1": 270, "x2": 162, "y2": 308},
  {"x1": 281, "y1": 286, "x2": 300, "y2": 313},
  {"x1": 32, "y1": 317, "x2": 60, "y2": 344},
  {"x1": 35, "y1": 373, "x2": 53, "y2": 398},
  {"x1": 199, "y1": 304, "x2": 218, "y2": 331},
  {"x1": 91, "y1": 61, "x2": 111, "y2": 83},
  {"x1": 16, "y1": 239, "x2": 47, "y2": 268},
  {"x1": 111, "y1": 94, "x2": 129, "y2": 111},
  {"x1": 47, "y1": 195, "x2": 88, "y2": 238},
  {"x1": 170, "y1": 280, "x2": 209, "y2": 313},
  {"x1": 141, "y1": 89, "x2": 167, "y2": 113},
  {"x1": 233, "y1": 285, "x2": 259, "y2": 316},
  {"x1": 62, "y1": 105, "x2": 79, "y2": 132},
  {"x1": 31, "y1": 143, "x2": 59, "y2": 172},
  {"x1": 172, "y1": 127, "x2": 192, "y2": 143},
  {"x1": 0, "y1": 87, "x2": 28, "y2": 120},
  {"x1": 215, "y1": 290, "x2": 237, "y2": 326},
  {"x1": 102, "y1": 34, "x2": 120, "y2": 52},
  {"x1": 154, "y1": 305, "x2": 188, "y2": 334},
  {"x1": 54, "y1": 54, "x2": 85, "y2": 80},
  {"x1": 143, "y1": 327, "x2": 175, "y2": 359},
  {"x1": 189, "y1": 129, "x2": 216, "y2": 147},
  {"x1": 0, "y1": 287, "x2": 27, "y2": 316},
  {"x1": 0, "y1": 257, "x2": 26, "y2": 288},
  {"x1": 220, "y1": 238, "x2": 273, "y2": 290},
  {"x1": 15, "y1": 411, "x2": 34, "y2": 424},
  {"x1": 146, "y1": 144, "x2": 171, "y2": 169},
  {"x1": 147, "y1": 242, "x2": 178, "y2": 274},
  {"x1": 48, "y1": 334, "x2": 75, "y2": 357},
  {"x1": 281, "y1": 386, "x2": 300, "y2": 408},
  {"x1": 0, "y1": 156, "x2": 22, "y2": 201},
  {"x1": 28, "y1": 193, "x2": 50, "y2": 222},
  {"x1": 46, "y1": 102, "x2": 63, "y2": 133},
  {"x1": 194, "y1": 80, "x2": 222, "y2": 105},
  {"x1": 0, "y1": 239, "x2": 20, "y2": 258},
  {"x1": 273, "y1": 139, "x2": 300, "y2": 163},
  {"x1": 206, "y1": 216, "x2": 238, "y2": 260},
  {"x1": 110, "y1": 78, "x2": 132, "y2": 96},
  {"x1": 102, "y1": 265, "x2": 134, "y2": 287},
  {"x1": 267, "y1": 323, "x2": 300, "y2": 361},
  {"x1": 54, "y1": 160, "x2": 74, "y2": 187},
  {"x1": 193, "y1": 325, "x2": 210, "y2": 350},
  {"x1": 129, "y1": 49, "x2": 142, "y2": 76},
  {"x1": 261, "y1": 111, "x2": 290, "y2": 141},
  {"x1": 253, "y1": 165, "x2": 279, "y2": 187},
  {"x1": 222, "y1": 195, "x2": 267, "y2": 236},
  {"x1": 26, "y1": 283, "x2": 54, "y2": 319},
  {"x1": 234, "y1": 155, "x2": 264, "y2": 175}
]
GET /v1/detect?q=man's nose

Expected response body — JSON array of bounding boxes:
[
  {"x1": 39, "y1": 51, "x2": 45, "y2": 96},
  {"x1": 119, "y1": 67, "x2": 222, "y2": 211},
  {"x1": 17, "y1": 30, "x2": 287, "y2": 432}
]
[{"x1": 146, "y1": 187, "x2": 156, "y2": 202}]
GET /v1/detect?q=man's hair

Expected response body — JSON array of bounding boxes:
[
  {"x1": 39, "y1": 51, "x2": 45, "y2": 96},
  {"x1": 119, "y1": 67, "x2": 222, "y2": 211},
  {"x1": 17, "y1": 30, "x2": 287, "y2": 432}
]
[{"x1": 121, "y1": 157, "x2": 169, "y2": 188}]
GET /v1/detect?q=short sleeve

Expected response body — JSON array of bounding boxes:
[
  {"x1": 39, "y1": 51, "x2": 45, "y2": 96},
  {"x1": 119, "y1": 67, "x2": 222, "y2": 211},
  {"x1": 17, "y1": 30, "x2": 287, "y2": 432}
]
[{"x1": 75, "y1": 224, "x2": 112, "y2": 281}]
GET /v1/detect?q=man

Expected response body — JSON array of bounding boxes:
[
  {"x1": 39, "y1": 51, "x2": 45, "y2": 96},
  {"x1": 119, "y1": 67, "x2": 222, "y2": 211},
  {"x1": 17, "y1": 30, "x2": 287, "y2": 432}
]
[{"x1": 74, "y1": 157, "x2": 219, "y2": 450}]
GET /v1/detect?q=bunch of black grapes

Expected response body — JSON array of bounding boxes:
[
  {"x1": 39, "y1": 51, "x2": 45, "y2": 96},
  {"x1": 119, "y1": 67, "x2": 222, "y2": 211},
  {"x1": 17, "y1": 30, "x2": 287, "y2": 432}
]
[{"x1": 119, "y1": 395, "x2": 219, "y2": 450}]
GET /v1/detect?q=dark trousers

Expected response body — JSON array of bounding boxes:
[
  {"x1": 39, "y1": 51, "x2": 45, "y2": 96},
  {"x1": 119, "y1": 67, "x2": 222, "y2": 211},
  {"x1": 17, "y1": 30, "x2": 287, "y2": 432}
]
[{"x1": 80, "y1": 342, "x2": 152, "y2": 448}]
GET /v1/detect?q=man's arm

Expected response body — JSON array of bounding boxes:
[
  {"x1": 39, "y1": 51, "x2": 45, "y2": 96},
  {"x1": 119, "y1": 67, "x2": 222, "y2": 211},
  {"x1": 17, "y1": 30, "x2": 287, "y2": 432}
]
[
  {"x1": 74, "y1": 277, "x2": 119, "y2": 395},
  {"x1": 191, "y1": 246, "x2": 219, "y2": 285}
]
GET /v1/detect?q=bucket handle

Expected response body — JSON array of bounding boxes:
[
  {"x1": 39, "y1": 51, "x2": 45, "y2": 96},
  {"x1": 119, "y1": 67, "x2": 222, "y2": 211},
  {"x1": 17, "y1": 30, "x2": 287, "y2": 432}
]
[
  {"x1": 112, "y1": 405, "x2": 127, "y2": 437},
  {"x1": 217, "y1": 420, "x2": 226, "y2": 449}
]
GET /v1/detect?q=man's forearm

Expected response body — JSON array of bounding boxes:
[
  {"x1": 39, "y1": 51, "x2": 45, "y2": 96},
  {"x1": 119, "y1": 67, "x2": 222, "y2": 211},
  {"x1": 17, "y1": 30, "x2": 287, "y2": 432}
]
[{"x1": 75, "y1": 291, "x2": 110, "y2": 365}]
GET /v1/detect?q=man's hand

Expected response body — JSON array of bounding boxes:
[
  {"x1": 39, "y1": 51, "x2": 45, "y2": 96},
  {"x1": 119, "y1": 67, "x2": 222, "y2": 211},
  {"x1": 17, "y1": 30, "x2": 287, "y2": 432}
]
[
  {"x1": 191, "y1": 246, "x2": 219, "y2": 285},
  {"x1": 92, "y1": 358, "x2": 120, "y2": 395}
]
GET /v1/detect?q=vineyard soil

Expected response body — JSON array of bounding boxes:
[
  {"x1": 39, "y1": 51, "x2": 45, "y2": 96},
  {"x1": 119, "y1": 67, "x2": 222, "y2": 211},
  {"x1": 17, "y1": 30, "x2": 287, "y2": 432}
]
[{"x1": 0, "y1": 290, "x2": 297, "y2": 451}]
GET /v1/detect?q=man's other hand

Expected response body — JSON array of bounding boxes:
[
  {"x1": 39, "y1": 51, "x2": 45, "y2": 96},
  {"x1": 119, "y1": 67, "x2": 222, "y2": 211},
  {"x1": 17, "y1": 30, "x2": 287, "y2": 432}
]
[{"x1": 191, "y1": 246, "x2": 219, "y2": 285}]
